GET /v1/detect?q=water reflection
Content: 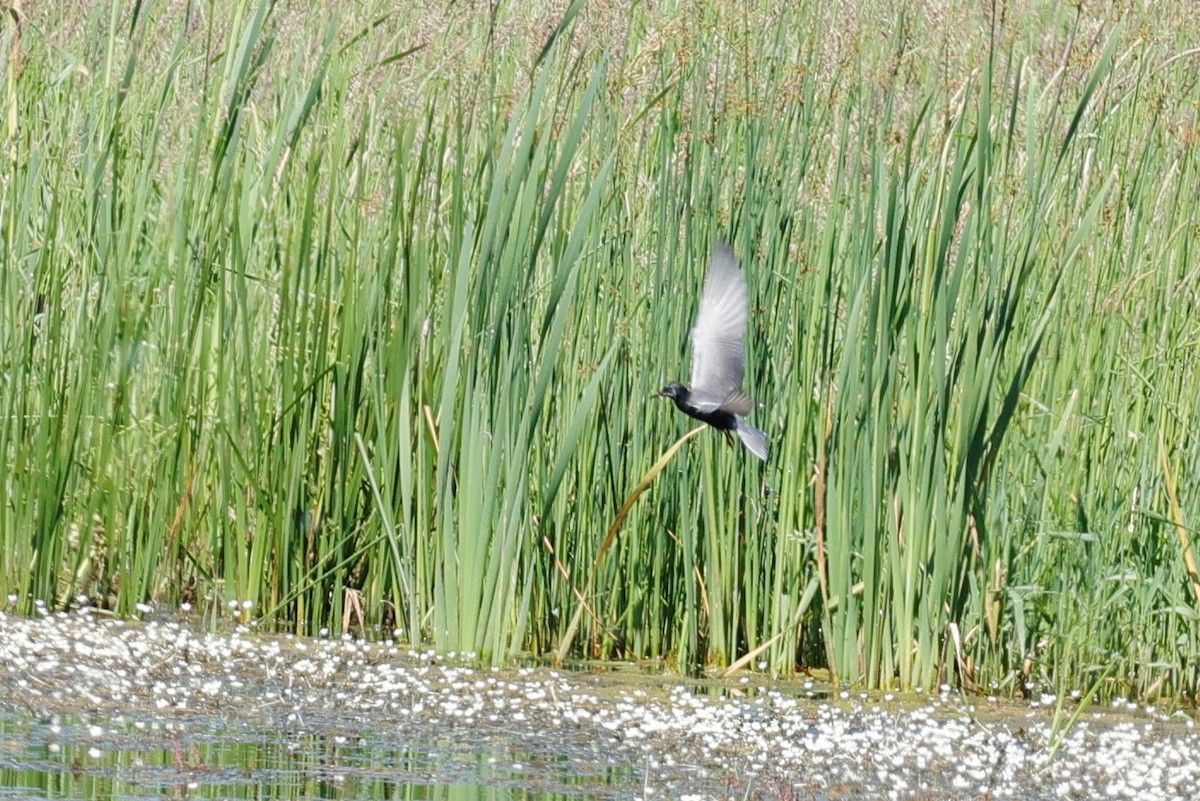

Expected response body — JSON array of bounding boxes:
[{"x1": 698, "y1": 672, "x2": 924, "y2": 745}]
[{"x1": 0, "y1": 711, "x2": 633, "y2": 800}]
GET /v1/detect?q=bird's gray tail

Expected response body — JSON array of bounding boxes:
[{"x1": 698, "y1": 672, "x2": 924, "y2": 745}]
[{"x1": 735, "y1": 419, "x2": 769, "y2": 461}]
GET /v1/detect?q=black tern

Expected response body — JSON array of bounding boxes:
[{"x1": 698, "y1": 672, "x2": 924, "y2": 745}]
[{"x1": 660, "y1": 243, "x2": 768, "y2": 461}]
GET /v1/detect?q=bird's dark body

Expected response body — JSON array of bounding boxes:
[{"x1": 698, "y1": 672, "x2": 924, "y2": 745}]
[{"x1": 660, "y1": 382, "x2": 737, "y2": 431}]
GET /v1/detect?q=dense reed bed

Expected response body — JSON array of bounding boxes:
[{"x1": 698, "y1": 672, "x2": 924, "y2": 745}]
[{"x1": 2, "y1": 0, "x2": 1198, "y2": 700}]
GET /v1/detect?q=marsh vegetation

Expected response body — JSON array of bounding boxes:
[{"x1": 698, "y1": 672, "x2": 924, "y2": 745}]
[{"x1": 1, "y1": 0, "x2": 1198, "y2": 701}]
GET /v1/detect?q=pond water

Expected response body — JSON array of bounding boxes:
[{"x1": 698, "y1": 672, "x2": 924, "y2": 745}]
[
  {"x1": 0, "y1": 610, "x2": 1196, "y2": 800},
  {"x1": 0, "y1": 708, "x2": 631, "y2": 799}
]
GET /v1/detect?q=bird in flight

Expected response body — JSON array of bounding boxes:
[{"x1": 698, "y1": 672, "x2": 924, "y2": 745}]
[{"x1": 660, "y1": 242, "x2": 768, "y2": 461}]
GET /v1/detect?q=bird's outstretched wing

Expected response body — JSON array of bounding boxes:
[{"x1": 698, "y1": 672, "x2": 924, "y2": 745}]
[{"x1": 688, "y1": 243, "x2": 748, "y2": 411}]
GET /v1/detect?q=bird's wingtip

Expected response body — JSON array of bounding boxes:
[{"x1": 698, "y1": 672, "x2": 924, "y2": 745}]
[{"x1": 710, "y1": 239, "x2": 736, "y2": 263}]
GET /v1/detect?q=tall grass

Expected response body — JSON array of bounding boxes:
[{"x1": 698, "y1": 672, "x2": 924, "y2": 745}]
[{"x1": 1, "y1": 0, "x2": 1198, "y2": 699}]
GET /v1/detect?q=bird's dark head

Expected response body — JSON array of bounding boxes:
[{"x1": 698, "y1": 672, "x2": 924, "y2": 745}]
[{"x1": 659, "y1": 381, "x2": 686, "y2": 400}]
